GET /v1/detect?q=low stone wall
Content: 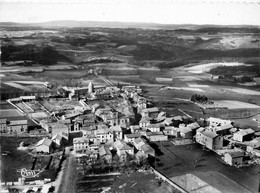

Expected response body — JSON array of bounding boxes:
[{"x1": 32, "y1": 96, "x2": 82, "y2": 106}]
[{"x1": 151, "y1": 167, "x2": 187, "y2": 193}]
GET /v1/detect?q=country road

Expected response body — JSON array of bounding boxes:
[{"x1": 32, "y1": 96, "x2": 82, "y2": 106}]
[{"x1": 55, "y1": 150, "x2": 77, "y2": 193}]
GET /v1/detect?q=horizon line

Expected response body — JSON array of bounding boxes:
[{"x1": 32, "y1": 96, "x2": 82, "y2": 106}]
[{"x1": 1, "y1": 20, "x2": 260, "y2": 27}]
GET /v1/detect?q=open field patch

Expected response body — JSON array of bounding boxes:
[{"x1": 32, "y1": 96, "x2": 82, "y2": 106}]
[
  {"x1": 0, "y1": 109, "x2": 23, "y2": 117},
  {"x1": 155, "y1": 141, "x2": 259, "y2": 193},
  {"x1": 0, "y1": 137, "x2": 57, "y2": 182},
  {"x1": 155, "y1": 77, "x2": 173, "y2": 83},
  {"x1": 171, "y1": 171, "x2": 251, "y2": 193},
  {"x1": 161, "y1": 86, "x2": 205, "y2": 92},
  {"x1": 212, "y1": 100, "x2": 260, "y2": 109},
  {"x1": 227, "y1": 88, "x2": 260, "y2": 95},
  {"x1": 3, "y1": 82, "x2": 32, "y2": 92},
  {"x1": 188, "y1": 84, "x2": 210, "y2": 88},
  {"x1": 187, "y1": 62, "x2": 248, "y2": 74}
]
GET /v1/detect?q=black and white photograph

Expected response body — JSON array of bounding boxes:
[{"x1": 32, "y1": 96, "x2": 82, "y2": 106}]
[{"x1": 0, "y1": 0, "x2": 260, "y2": 192}]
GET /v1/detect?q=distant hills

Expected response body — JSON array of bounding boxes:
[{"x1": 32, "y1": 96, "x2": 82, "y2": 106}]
[{"x1": 1, "y1": 20, "x2": 260, "y2": 30}]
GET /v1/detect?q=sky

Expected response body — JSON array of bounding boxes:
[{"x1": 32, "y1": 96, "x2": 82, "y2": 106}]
[{"x1": 1, "y1": 0, "x2": 260, "y2": 25}]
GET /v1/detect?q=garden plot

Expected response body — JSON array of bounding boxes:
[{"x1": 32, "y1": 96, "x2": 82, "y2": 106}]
[
  {"x1": 25, "y1": 101, "x2": 44, "y2": 111},
  {"x1": 30, "y1": 112, "x2": 49, "y2": 121},
  {"x1": 0, "y1": 109, "x2": 23, "y2": 118},
  {"x1": 40, "y1": 99, "x2": 81, "y2": 112},
  {"x1": 212, "y1": 100, "x2": 260, "y2": 109}
]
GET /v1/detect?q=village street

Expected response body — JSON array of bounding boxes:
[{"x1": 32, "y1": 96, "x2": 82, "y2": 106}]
[{"x1": 55, "y1": 147, "x2": 77, "y2": 193}]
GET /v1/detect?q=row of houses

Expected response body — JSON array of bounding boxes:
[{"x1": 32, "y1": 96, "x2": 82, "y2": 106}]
[
  {"x1": 74, "y1": 136, "x2": 155, "y2": 164},
  {"x1": 0, "y1": 118, "x2": 28, "y2": 134}
]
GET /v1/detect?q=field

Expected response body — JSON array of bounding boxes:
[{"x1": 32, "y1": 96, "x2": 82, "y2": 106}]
[
  {"x1": 170, "y1": 171, "x2": 251, "y2": 193},
  {"x1": 187, "y1": 62, "x2": 247, "y2": 74},
  {"x1": 75, "y1": 171, "x2": 179, "y2": 193},
  {"x1": 0, "y1": 109, "x2": 23, "y2": 117},
  {"x1": 154, "y1": 141, "x2": 259, "y2": 193},
  {"x1": 0, "y1": 137, "x2": 57, "y2": 182},
  {"x1": 212, "y1": 100, "x2": 260, "y2": 109}
]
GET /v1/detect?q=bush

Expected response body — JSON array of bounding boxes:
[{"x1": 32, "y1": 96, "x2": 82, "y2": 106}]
[{"x1": 191, "y1": 94, "x2": 208, "y2": 103}]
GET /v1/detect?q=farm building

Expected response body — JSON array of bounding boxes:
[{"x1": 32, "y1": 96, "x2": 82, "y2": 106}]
[
  {"x1": 233, "y1": 129, "x2": 255, "y2": 142},
  {"x1": 146, "y1": 132, "x2": 168, "y2": 142},
  {"x1": 195, "y1": 128, "x2": 223, "y2": 150},
  {"x1": 36, "y1": 138, "x2": 53, "y2": 153},
  {"x1": 223, "y1": 151, "x2": 245, "y2": 166},
  {"x1": 99, "y1": 145, "x2": 112, "y2": 163}
]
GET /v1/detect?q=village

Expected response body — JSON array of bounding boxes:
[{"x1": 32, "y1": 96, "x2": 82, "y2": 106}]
[{"x1": 1, "y1": 74, "x2": 260, "y2": 193}]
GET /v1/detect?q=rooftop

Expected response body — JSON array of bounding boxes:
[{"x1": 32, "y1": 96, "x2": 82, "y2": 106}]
[
  {"x1": 36, "y1": 138, "x2": 52, "y2": 147},
  {"x1": 73, "y1": 137, "x2": 89, "y2": 144},
  {"x1": 201, "y1": 130, "x2": 218, "y2": 139},
  {"x1": 125, "y1": 133, "x2": 141, "y2": 138}
]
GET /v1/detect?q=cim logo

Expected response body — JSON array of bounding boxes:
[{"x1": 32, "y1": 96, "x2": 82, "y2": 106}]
[{"x1": 17, "y1": 168, "x2": 43, "y2": 178}]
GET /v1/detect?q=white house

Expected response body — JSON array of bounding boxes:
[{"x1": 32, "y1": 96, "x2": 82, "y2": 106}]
[
  {"x1": 147, "y1": 123, "x2": 162, "y2": 132},
  {"x1": 208, "y1": 117, "x2": 232, "y2": 127},
  {"x1": 73, "y1": 137, "x2": 90, "y2": 151},
  {"x1": 139, "y1": 117, "x2": 150, "y2": 128},
  {"x1": 233, "y1": 129, "x2": 255, "y2": 142},
  {"x1": 114, "y1": 140, "x2": 134, "y2": 161},
  {"x1": 36, "y1": 138, "x2": 53, "y2": 153},
  {"x1": 96, "y1": 127, "x2": 114, "y2": 143},
  {"x1": 195, "y1": 128, "x2": 223, "y2": 150}
]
